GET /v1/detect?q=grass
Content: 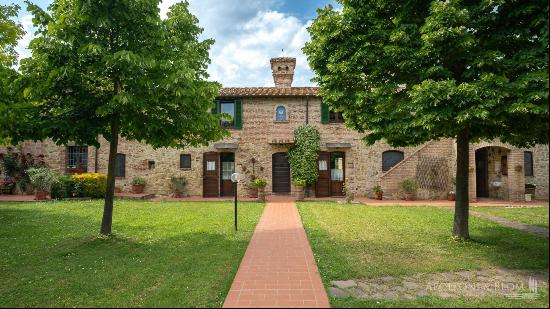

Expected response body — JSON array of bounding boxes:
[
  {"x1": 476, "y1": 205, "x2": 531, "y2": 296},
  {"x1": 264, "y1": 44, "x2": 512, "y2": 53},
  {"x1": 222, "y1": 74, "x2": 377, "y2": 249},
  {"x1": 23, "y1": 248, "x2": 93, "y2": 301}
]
[
  {"x1": 0, "y1": 200, "x2": 264, "y2": 308},
  {"x1": 297, "y1": 201, "x2": 549, "y2": 308},
  {"x1": 472, "y1": 206, "x2": 549, "y2": 228}
]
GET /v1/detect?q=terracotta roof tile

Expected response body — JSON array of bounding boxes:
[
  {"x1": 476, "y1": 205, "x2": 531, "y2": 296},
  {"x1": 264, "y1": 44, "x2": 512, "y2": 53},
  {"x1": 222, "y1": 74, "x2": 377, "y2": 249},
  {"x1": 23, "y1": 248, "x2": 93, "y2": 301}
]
[{"x1": 219, "y1": 87, "x2": 319, "y2": 98}]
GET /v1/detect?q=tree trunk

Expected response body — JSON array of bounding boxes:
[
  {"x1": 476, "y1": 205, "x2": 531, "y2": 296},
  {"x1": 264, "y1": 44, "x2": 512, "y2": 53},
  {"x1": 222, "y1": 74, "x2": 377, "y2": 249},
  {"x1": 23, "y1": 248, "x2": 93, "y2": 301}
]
[
  {"x1": 100, "y1": 117, "x2": 119, "y2": 235},
  {"x1": 453, "y1": 128, "x2": 470, "y2": 239}
]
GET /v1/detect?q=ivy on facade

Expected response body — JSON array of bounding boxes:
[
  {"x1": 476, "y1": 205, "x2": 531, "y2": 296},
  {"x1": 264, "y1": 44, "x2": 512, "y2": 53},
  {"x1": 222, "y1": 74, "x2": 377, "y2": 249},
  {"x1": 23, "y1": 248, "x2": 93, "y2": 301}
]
[{"x1": 288, "y1": 124, "x2": 320, "y2": 186}]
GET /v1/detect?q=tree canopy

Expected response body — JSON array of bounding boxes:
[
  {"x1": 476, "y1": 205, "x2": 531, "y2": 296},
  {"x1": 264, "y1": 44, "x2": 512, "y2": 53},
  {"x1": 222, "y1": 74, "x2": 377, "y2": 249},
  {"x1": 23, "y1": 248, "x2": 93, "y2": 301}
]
[{"x1": 304, "y1": 0, "x2": 548, "y2": 148}]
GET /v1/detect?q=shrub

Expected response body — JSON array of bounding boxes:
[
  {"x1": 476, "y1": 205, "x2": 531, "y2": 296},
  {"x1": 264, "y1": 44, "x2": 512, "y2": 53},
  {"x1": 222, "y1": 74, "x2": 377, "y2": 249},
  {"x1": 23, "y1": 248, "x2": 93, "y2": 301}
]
[
  {"x1": 51, "y1": 176, "x2": 76, "y2": 199},
  {"x1": 72, "y1": 173, "x2": 107, "y2": 198},
  {"x1": 131, "y1": 177, "x2": 146, "y2": 186},
  {"x1": 293, "y1": 179, "x2": 306, "y2": 186},
  {"x1": 399, "y1": 179, "x2": 418, "y2": 194},
  {"x1": 170, "y1": 176, "x2": 187, "y2": 193},
  {"x1": 288, "y1": 124, "x2": 321, "y2": 186},
  {"x1": 254, "y1": 178, "x2": 267, "y2": 188},
  {"x1": 26, "y1": 167, "x2": 59, "y2": 192}
]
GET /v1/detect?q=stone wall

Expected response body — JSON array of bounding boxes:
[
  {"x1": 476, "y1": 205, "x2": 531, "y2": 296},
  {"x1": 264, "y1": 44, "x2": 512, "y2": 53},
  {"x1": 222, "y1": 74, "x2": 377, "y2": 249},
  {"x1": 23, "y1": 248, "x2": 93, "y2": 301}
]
[{"x1": 2, "y1": 98, "x2": 548, "y2": 201}]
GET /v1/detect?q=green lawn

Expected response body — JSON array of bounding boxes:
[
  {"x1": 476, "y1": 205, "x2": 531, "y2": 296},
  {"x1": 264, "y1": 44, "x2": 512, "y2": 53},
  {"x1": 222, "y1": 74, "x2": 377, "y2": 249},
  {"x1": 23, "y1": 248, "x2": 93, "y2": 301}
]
[
  {"x1": 0, "y1": 200, "x2": 264, "y2": 308},
  {"x1": 472, "y1": 206, "x2": 549, "y2": 228},
  {"x1": 297, "y1": 202, "x2": 549, "y2": 308}
]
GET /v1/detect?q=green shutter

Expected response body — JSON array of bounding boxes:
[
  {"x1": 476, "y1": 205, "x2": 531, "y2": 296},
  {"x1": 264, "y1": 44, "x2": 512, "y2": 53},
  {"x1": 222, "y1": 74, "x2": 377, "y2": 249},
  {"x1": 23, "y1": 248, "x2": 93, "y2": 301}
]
[
  {"x1": 211, "y1": 100, "x2": 219, "y2": 114},
  {"x1": 235, "y1": 99, "x2": 243, "y2": 129},
  {"x1": 321, "y1": 100, "x2": 329, "y2": 124}
]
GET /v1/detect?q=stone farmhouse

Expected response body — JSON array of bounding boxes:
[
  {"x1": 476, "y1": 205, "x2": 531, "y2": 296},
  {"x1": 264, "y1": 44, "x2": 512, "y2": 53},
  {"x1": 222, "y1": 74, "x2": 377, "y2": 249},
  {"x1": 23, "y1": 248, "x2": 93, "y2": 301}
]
[{"x1": 1, "y1": 57, "x2": 548, "y2": 201}]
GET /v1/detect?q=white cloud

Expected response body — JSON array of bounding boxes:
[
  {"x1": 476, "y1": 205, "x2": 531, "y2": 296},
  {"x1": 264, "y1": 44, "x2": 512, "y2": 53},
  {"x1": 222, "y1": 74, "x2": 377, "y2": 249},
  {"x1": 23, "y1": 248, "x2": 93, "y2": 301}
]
[{"x1": 16, "y1": 0, "x2": 317, "y2": 86}]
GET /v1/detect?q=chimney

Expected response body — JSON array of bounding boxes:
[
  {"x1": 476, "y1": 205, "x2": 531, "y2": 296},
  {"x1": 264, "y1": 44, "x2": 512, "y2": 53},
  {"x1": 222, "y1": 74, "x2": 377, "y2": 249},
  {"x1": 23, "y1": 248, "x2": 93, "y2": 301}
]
[{"x1": 270, "y1": 57, "x2": 296, "y2": 88}]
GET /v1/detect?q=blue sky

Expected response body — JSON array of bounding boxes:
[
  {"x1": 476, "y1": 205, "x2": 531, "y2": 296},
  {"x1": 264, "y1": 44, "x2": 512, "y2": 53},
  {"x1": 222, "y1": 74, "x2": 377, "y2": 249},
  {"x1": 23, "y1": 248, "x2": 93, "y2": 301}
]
[{"x1": 4, "y1": 0, "x2": 338, "y2": 87}]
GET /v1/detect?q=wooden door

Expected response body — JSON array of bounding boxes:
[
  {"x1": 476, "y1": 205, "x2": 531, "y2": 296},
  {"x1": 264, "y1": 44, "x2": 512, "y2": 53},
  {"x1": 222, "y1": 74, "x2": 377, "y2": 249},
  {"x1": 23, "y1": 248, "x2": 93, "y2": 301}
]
[
  {"x1": 316, "y1": 152, "x2": 330, "y2": 197},
  {"x1": 330, "y1": 152, "x2": 345, "y2": 196},
  {"x1": 272, "y1": 152, "x2": 290, "y2": 193},
  {"x1": 475, "y1": 148, "x2": 488, "y2": 197},
  {"x1": 203, "y1": 152, "x2": 220, "y2": 197}
]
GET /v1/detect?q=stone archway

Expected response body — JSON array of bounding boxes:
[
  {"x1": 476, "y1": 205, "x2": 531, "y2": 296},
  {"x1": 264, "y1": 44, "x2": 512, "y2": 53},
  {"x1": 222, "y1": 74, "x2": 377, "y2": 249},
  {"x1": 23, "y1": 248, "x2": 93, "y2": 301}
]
[{"x1": 469, "y1": 141, "x2": 525, "y2": 202}]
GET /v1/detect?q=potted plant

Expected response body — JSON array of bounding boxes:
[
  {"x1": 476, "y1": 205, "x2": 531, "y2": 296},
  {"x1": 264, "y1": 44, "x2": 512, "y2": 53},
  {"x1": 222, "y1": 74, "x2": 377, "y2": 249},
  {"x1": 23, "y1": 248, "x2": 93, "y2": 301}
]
[
  {"x1": 293, "y1": 179, "x2": 306, "y2": 200},
  {"x1": 131, "y1": 177, "x2": 146, "y2": 194},
  {"x1": 448, "y1": 177, "x2": 456, "y2": 201},
  {"x1": 399, "y1": 179, "x2": 418, "y2": 201},
  {"x1": 372, "y1": 185, "x2": 383, "y2": 200},
  {"x1": 170, "y1": 176, "x2": 187, "y2": 197},
  {"x1": 254, "y1": 178, "x2": 267, "y2": 201},
  {"x1": 343, "y1": 182, "x2": 355, "y2": 203},
  {"x1": 26, "y1": 167, "x2": 58, "y2": 200},
  {"x1": 245, "y1": 181, "x2": 258, "y2": 198}
]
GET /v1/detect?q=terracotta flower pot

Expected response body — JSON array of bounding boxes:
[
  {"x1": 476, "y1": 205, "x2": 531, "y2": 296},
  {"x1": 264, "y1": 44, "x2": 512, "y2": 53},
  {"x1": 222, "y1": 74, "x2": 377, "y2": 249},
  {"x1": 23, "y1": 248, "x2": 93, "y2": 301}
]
[
  {"x1": 132, "y1": 184, "x2": 145, "y2": 194},
  {"x1": 375, "y1": 192, "x2": 383, "y2": 200},
  {"x1": 246, "y1": 187, "x2": 258, "y2": 198},
  {"x1": 35, "y1": 191, "x2": 48, "y2": 200},
  {"x1": 404, "y1": 193, "x2": 415, "y2": 201},
  {"x1": 447, "y1": 193, "x2": 456, "y2": 201}
]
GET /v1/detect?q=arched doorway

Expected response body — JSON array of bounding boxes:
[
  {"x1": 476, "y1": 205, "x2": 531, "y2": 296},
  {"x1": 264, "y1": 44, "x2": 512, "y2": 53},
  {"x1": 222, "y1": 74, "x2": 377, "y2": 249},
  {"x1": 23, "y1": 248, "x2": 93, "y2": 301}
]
[
  {"x1": 475, "y1": 146, "x2": 511, "y2": 200},
  {"x1": 272, "y1": 152, "x2": 290, "y2": 194}
]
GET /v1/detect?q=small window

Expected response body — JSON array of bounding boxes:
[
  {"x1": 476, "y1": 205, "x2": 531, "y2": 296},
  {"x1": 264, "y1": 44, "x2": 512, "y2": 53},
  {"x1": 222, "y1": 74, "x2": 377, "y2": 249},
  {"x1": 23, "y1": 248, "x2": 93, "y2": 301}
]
[
  {"x1": 329, "y1": 111, "x2": 344, "y2": 123},
  {"x1": 501, "y1": 156, "x2": 508, "y2": 176},
  {"x1": 275, "y1": 106, "x2": 287, "y2": 122},
  {"x1": 180, "y1": 154, "x2": 191, "y2": 169},
  {"x1": 67, "y1": 146, "x2": 88, "y2": 170},
  {"x1": 206, "y1": 161, "x2": 216, "y2": 171},
  {"x1": 148, "y1": 160, "x2": 155, "y2": 170},
  {"x1": 382, "y1": 150, "x2": 404, "y2": 172},
  {"x1": 220, "y1": 101, "x2": 235, "y2": 128},
  {"x1": 319, "y1": 160, "x2": 328, "y2": 171},
  {"x1": 115, "y1": 154, "x2": 126, "y2": 177},
  {"x1": 524, "y1": 151, "x2": 534, "y2": 176}
]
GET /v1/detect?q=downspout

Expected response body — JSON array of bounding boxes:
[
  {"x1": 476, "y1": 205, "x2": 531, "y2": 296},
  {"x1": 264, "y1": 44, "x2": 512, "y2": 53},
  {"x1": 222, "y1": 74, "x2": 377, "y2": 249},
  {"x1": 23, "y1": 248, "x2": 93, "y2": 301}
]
[
  {"x1": 94, "y1": 136, "x2": 99, "y2": 173},
  {"x1": 305, "y1": 96, "x2": 309, "y2": 124}
]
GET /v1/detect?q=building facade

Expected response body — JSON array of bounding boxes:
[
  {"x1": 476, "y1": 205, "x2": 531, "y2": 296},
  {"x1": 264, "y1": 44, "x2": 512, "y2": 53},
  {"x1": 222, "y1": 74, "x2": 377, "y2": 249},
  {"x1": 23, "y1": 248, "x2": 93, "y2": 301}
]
[{"x1": 1, "y1": 57, "x2": 548, "y2": 201}]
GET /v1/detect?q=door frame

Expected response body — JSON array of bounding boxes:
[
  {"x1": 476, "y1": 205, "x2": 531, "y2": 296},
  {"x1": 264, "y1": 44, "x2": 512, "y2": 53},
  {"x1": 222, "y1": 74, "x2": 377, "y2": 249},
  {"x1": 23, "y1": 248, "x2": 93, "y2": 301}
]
[
  {"x1": 475, "y1": 148, "x2": 489, "y2": 198},
  {"x1": 220, "y1": 152, "x2": 235, "y2": 197},
  {"x1": 272, "y1": 152, "x2": 291, "y2": 194},
  {"x1": 316, "y1": 151, "x2": 346, "y2": 197}
]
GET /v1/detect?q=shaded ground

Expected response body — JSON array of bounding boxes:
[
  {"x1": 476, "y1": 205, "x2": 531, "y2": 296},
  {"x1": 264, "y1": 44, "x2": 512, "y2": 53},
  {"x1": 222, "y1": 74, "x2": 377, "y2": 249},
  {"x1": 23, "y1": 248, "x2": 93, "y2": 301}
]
[{"x1": 0, "y1": 200, "x2": 264, "y2": 307}]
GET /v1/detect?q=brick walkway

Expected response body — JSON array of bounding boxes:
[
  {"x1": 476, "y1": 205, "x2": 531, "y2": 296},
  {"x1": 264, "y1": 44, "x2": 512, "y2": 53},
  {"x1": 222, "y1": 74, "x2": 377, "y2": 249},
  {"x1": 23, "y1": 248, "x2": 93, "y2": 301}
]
[{"x1": 223, "y1": 196, "x2": 330, "y2": 308}]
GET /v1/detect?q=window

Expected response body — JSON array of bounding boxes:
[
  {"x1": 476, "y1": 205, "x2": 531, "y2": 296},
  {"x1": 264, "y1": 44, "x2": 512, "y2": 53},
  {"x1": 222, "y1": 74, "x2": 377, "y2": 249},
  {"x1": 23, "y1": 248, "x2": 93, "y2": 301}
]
[
  {"x1": 220, "y1": 101, "x2": 235, "y2": 128},
  {"x1": 329, "y1": 111, "x2": 344, "y2": 123},
  {"x1": 275, "y1": 106, "x2": 287, "y2": 122},
  {"x1": 524, "y1": 151, "x2": 534, "y2": 176},
  {"x1": 67, "y1": 146, "x2": 88, "y2": 169},
  {"x1": 180, "y1": 154, "x2": 191, "y2": 169},
  {"x1": 148, "y1": 160, "x2": 155, "y2": 170},
  {"x1": 319, "y1": 160, "x2": 328, "y2": 171},
  {"x1": 115, "y1": 154, "x2": 126, "y2": 177},
  {"x1": 501, "y1": 155, "x2": 508, "y2": 176},
  {"x1": 382, "y1": 150, "x2": 404, "y2": 172},
  {"x1": 206, "y1": 161, "x2": 216, "y2": 171},
  {"x1": 330, "y1": 152, "x2": 344, "y2": 181}
]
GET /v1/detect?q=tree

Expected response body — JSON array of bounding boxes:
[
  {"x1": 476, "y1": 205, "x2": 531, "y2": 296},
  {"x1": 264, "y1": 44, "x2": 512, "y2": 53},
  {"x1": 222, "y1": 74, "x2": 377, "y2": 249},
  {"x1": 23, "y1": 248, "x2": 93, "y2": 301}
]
[
  {"x1": 0, "y1": 3, "x2": 24, "y2": 145},
  {"x1": 2, "y1": 0, "x2": 228, "y2": 235},
  {"x1": 304, "y1": 0, "x2": 549, "y2": 239},
  {"x1": 288, "y1": 124, "x2": 321, "y2": 185}
]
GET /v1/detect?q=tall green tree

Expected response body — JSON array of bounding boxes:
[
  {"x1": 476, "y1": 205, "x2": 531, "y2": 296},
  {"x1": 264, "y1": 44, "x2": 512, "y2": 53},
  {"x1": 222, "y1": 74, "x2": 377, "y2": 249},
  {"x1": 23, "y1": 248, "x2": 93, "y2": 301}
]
[
  {"x1": 304, "y1": 0, "x2": 549, "y2": 239},
  {"x1": 0, "y1": 3, "x2": 24, "y2": 145},
  {"x1": 3, "y1": 0, "x2": 228, "y2": 235}
]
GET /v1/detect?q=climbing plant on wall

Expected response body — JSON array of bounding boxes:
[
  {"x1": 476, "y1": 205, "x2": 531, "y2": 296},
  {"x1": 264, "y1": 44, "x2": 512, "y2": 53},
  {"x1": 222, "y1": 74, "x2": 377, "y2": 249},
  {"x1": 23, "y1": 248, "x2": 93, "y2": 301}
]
[{"x1": 288, "y1": 124, "x2": 320, "y2": 186}]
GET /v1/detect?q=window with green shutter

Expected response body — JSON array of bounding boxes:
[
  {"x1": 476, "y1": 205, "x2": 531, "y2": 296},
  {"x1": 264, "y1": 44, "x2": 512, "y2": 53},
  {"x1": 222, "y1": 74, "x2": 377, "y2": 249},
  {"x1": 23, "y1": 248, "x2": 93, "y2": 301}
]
[
  {"x1": 321, "y1": 100, "x2": 329, "y2": 124},
  {"x1": 235, "y1": 99, "x2": 243, "y2": 129}
]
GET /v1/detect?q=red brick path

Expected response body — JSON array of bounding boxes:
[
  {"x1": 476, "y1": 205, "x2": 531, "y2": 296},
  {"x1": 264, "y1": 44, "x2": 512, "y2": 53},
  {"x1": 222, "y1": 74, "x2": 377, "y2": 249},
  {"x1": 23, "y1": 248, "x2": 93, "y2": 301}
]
[{"x1": 223, "y1": 196, "x2": 330, "y2": 308}]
